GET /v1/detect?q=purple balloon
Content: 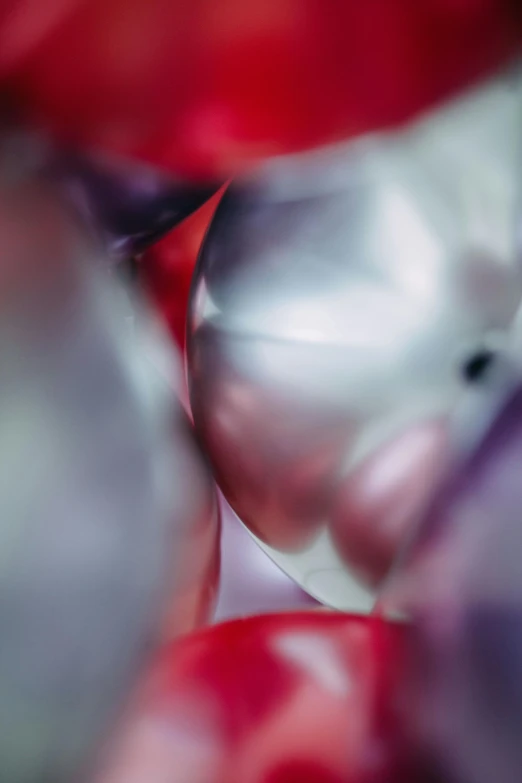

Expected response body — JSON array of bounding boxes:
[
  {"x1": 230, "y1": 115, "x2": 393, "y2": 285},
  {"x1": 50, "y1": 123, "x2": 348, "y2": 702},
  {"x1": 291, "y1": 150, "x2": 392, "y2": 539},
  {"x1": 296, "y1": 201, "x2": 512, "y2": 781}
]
[{"x1": 391, "y1": 375, "x2": 522, "y2": 783}]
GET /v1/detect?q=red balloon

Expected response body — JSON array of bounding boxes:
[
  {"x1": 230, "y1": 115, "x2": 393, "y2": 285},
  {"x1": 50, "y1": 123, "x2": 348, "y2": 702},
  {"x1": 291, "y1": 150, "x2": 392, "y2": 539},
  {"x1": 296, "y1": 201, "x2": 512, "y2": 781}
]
[
  {"x1": 5, "y1": 0, "x2": 522, "y2": 178},
  {"x1": 0, "y1": 0, "x2": 80, "y2": 76},
  {"x1": 94, "y1": 612, "x2": 408, "y2": 783},
  {"x1": 140, "y1": 187, "x2": 225, "y2": 351}
]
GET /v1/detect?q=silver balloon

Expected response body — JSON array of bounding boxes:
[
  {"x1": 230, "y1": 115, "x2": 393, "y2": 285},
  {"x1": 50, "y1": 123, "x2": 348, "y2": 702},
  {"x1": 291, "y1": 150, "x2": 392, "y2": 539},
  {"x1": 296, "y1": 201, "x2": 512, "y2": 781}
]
[
  {"x1": 188, "y1": 72, "x2": 522, "y2": 610},
  {"x1": 0, "y1": 168, "x2": 218, "y2": 782}
]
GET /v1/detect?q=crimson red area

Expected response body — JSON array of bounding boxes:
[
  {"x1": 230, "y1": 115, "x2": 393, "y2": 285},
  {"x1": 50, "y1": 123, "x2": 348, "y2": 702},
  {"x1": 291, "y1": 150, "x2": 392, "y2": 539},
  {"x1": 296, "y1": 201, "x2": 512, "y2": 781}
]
[
  {"x1": 140, "y1": 187, "x2": 225, "y2": 350},
  {"x1": 5, "y1": 0, "x2": 522, "y2": 178},
  {"x1": 0, "y1": 0, "x2": 80, "y2": 75},
  {"x1": 96, "y1": 612, "x2": 416, "y2": 783}
]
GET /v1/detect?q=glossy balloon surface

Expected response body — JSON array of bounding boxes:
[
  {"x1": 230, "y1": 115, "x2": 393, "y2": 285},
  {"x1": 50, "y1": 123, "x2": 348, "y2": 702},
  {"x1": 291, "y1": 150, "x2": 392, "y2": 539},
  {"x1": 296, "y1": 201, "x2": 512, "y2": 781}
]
[
  {"x1": 188, "y1": 76, "x2": 522, "y2": 610},
  {"x1": 384, "y1": 377, "x2": 522, "y2": 783},
  {"x1": 157, "y1": 409, "x2": 221, "y2": 639},
  {"x1": 94, "y1": 612, "x2": 404, "y2": 783},
  {"x1": 0, "y1": 0, "x2": 80, "y2": 75},
  {"x1": 6, "y1": 0, "x2": 522, "y2": 177},
  {"x1": 53, "y1": 151, "x2": 219, "y2": 258},
  {"x1": 141, "y1": 188, "x2": 224, "y2": 349},
  {"x1": 0, "y1": 171, "x2": 218, "y2": 782}
]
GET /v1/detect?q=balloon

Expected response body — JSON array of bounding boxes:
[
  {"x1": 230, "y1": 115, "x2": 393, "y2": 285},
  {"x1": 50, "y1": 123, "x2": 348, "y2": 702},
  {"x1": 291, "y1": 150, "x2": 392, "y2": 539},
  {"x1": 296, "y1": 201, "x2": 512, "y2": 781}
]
[
  {"x1": 52, "y1": 151, "x2": 219, "y2": 258},
  {"x1": 187, "y1": 74, "x2": 522, "y2": 610},
  {"x1": 94, "y1": 612, "x2": 407, "y2": 783},
  {"x1": 0, "y1": 0, "x2": 80, "y2": 76},
  {"x1": 157, "y1": 411, "x2": 221, "y2": 639},
  {"x1": 5, "y1": 0, "x2": 522, "y2": 178},
  {"x1": 330, "y1": 419, "x2": 448, "y2": 589},
  {"x1": 0, "y1": 167, "x2": 218, "y2": 782},
  {"x1": 383, "y1": 372, "x2": 522, "y2": 783},
  {"x1": 139, "y1": 187, "x2": 224, "y2": 350}
]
